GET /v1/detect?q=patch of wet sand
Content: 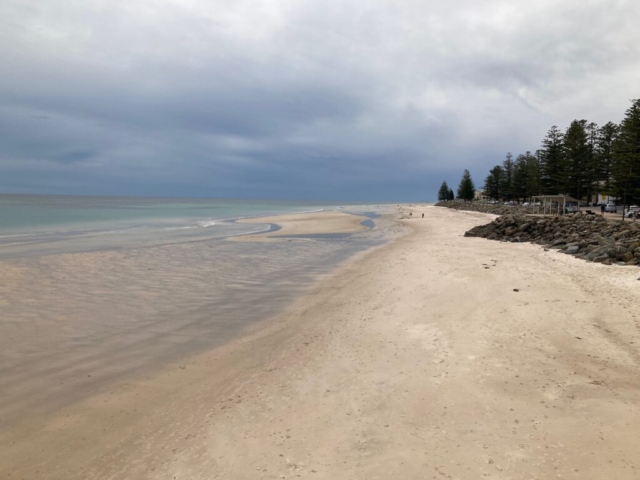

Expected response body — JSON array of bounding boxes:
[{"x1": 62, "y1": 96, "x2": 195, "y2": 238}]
[{"x1": 232, "y1": 211, "x2": 368, "y2": 241}]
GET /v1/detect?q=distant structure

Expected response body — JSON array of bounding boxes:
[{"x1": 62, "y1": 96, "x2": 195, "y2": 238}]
[
  {"x1": 474, "y1": 190, "x2": 487, "y2": 201},
  {"x1": 532, "y1": 194, "x2": 581, "y2": 215}
]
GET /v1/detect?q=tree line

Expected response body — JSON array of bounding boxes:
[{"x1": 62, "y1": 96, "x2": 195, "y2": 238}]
[
  {"x1": 438, "y1": 170, "x2": 476, "y2": 201},
  {"x1": 437, "y1": 99, "x2": 640, "y2": 205}
]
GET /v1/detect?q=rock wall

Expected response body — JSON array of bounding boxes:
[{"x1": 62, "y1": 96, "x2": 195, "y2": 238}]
[
  {"x1": 434, "y1": 201, "x2": 537, "y2": 216},
  {"x1": 464, "y1": 213, "x2": 640, "y2": 266},
  {"x1": 434, "y1": 202, "x2": 640, "y2": 266}
]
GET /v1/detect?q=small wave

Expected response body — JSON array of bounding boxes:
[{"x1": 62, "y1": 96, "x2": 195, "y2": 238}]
[
  {"x1": 163, "y1": 226, "x2": 197, "y2": 231},
  {"x1": 0, "y1": 232, "x2": 39, "y2": 239},
  {"x1": 199, "y1": 220, "x2": 217, "y2": 228},
  {"x1": 229, "y1": 208, "x2": 326, "y2": 223}
]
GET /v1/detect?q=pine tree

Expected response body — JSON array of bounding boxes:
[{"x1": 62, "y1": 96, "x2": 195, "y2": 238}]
[
  {"x1": 563, "y1": 119, "x2": 590, "y2": 200},
  {"x1": 512, "y1": 154, "x2": 529, "y2": 201},
  {"x1": 437, "y1": 181, "x2": 450, "y2": 201},
  {"x1": 501, "y1": 153, "x2": 515, "y2": 200},
  {"x1": 540, "y1": 126, "x2": 566, "y2": 194},
  {"x1": 448, "y1": 188, "x2": 455, "y2": 200},
  {"x1": 611, "y1": 99, "x2": 640, "y2": 205},
  {"x1": 584, "y1": 122, "x2": 599, "y2": 203},
  {"x1": 457, "y1": 169, "x2": 476, "y2": 201},
  {"x1": 511, "y1": 151, "x2": 540, "y2": 201},
  {"x1": 596, "y1": 122, "x2": 619, "y2": 197},
  {"x1": 527, "y1": 151, "x2": 543, "y2": 197},
  {"x1": 483, "y1": 165, "x2": 504, "y2": 201}
]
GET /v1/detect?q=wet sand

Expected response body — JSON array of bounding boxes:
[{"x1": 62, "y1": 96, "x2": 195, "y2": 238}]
[
  {"x1": 0, "y1": 211, "x2": 376, "y2": 428},
  {"x1": 233, "y1": 211, "x2": 369, "y2": 240},
  {"x1": 2, "y1": 206, "x2": 640, "y2": 479}
]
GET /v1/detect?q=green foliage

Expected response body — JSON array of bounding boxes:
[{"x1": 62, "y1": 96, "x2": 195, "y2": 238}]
[
  {"x1": 611, "y1": 99, "x2": 640, "y2": 205},
  {"x1": 579, "y1": 122, "x2": 600, "y2": 202},
  {"x1": 563, "y1": 119, "x2": 591, "y2": 199},
  {"x1": 457, "y1": 169, "x2": 476, "y2": 201},
  {"x1": 437, "y1": 181, "x2": 450, "y2": 201},
  {"x1": 448, "y1": 188, "x2": 455, "y2": 200},
  {"x1": 596, "y1": 122, "x2": 619, "y2": 193},
  {"x1": 511, "y1": 151, "x2": 540, "y2": 201},
  {"x1": 501, "y1": 153, "x2": 515, "y2": 200},
  {"x1": 475, "y1": 99, "x2": 638, "y2": 206},
  {"x1": 540, "y1": 126, "x2": 565, "y2": 194},
  {"x1": 483, "y1": 165, "x2": 504, "y2": 200}
]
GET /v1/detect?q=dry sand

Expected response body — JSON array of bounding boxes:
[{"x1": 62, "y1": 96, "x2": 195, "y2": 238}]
[
  {"x1": 2, "y1": 206, "x2": 640, "y2": 479},
  {"x1": 233, "y1": 211, "x2": 369, "y2": 240}
]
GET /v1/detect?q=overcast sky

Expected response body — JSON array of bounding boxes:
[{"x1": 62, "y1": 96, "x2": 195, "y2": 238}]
[{"x1": 1, "y1": 0, "x2": 638, "y2": 201}]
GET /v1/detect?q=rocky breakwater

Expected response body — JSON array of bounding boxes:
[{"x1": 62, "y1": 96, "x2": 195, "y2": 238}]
[
  {"x1": 465, "y1": 214, "x2": 640, "y2": 266},
  {"x1": 435, "y1": 201, "x2": 535, "y2": 216}
]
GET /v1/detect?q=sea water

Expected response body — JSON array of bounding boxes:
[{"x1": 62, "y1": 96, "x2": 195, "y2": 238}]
[
  {"x1": 0, "y1": 194, "x2": 361, "y2": 258},
  {"x1": 0, "y1": 194, "x2": 401, "y2": 424}
]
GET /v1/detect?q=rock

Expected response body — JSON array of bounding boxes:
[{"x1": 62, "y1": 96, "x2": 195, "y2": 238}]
[
  {"x1": 610, "y1": 246, "x2": 628, "y2": 259},
  {"x1": 439, "y1": 202, "x2": 640, "y2": 268},
  {"x1": 596, "y1": 236, "x2": 615, "y2": 246}
]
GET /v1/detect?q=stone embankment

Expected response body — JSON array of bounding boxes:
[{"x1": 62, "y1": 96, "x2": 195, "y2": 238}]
[
  {"x1": 434, "y1": 201, "x2": 537, "y2": 216},
  {"x1": 465, "y1": 213, "x2": 640, "y2": 266}
]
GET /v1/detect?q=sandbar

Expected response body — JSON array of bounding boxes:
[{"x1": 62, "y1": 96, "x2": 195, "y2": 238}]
[{"x1": 233, "y1": 210, "x2": 369, "y2": 240}]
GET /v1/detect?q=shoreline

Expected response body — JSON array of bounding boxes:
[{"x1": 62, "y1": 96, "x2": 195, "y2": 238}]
[
  {"x1": 0, "y1": 209, "x2": 395, "y2": 432},
  {"x1": 3, "y1": 206, "x2": 640, "y2": 479}
]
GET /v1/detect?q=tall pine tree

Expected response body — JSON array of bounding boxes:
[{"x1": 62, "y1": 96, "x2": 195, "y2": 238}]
[
  {"x1": 437, "y1": 181, "x2": 450, "y2": 201},
  {"x1": 540, "y1": 126, "x2": 566, "y2": 194},
  {"x1": 611, "y1": 99, "x2": 640, "y2": 205},
  {"x1": 596, "y1": 122, "x2": 619, "y2": 197},
  {"x1": 483, "y1": 166, "x2": 504, "y2": 201},
  {"x1": 584, "y1": 122, "x2": 599, "y2": 202},
  {"x1": 563, "y1": 120, "x2": 590, "y2": 200},
  {"x1": 457, "y1": 169, "x2": 476, "y2": 201},
  {"x1": 511, "y1": 151, "x2": 541, "y2": 201},
  {"x1": 501, "y1": 153, "x2": 515, "y2": 200}
]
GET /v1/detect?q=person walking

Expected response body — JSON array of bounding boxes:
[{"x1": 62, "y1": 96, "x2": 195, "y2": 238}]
[{"x1": 601, "y1": 203, "x2": 606, "y2": 216}]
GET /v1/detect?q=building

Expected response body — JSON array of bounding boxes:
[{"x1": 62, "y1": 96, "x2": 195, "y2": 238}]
[{"x1": 474, "y1": 190, "x2": 488, "y2": 201}]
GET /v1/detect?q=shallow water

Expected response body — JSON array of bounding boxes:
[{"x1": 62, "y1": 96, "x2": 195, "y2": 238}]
[
  {"x1": 0, "y1": 194, "x2": 360, "y2": 258},
  {"x1": 0, "y1": 199, "x2": 402, "y2": 427}
]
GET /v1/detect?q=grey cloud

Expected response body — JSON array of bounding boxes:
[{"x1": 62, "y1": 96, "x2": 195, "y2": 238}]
[{"x1": 1, "y1": 0, "x2": 639, "y2": 200}]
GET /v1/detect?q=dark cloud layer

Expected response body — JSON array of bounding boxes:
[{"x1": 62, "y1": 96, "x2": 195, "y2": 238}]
[{"x1": 1, "y1": 0, "x2": 639, "y2": 201}]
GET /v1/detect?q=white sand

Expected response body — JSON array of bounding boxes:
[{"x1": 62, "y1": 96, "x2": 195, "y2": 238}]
[{"x1": 2, "y1": 206, "x2": 639, "y2": 479}]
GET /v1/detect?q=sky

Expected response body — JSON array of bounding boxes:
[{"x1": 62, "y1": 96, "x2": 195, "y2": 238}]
[{"x1": 1, "y1": 0, "x2": 639, "y2": 202}]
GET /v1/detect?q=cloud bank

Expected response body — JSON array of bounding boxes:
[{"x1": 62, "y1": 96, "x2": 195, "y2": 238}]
[{"x1": 1, "y1": 0, "x2": 639, "y2": 200}]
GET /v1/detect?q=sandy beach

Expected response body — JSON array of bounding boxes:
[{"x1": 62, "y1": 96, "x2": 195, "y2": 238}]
[{"x1": 2, "y1": 206, "x2": 640, "y2": 479}]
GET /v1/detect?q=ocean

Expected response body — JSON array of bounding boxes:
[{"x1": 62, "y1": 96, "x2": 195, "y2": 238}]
[
  {"x1": 0, "y1": 194, "x2": 366, "y2": 258},
  {"x1": 0, "y1": 194, "x2": 401, "y2": 425}
]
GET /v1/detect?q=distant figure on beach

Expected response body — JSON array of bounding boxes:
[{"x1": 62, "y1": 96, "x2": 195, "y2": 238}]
[
  {"x1": 601, "y1": 204, "x2": 605, "y2": 215},
  {"x1": 410, "y1": 212, "x2": 412, "y2": 217},
  {"x1": 422, "y1": 213, "x2": 424, "y2": 218}
]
